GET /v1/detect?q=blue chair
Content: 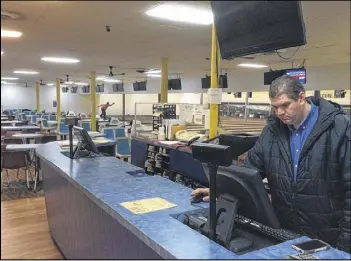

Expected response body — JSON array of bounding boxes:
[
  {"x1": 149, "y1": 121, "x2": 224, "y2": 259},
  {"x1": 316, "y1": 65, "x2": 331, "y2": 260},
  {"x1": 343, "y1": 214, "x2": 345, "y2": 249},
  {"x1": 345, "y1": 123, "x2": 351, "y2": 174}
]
[
  {"x1": 30, "y1": 111, "x2": 36, "y2": 115},
  {"x1": 60, "y1": 118, "x2": 65, "y2": 123},
  {"x1": 103, "y1": 128, "x2": 115, "y2": 141},
  {"x1": 24, "y1": 111, "x2": 30, "y2": 116},
  {"x1": 115, "y1": 128, "x2": 125, "y2": 138},
  {"x1": 116, "y1": 138, "x2": 131, "y2": 161},
  {"x1": 81, "y1": 122, "x2": 91, "y2": 132},
  {"x1": 59, "y1": 123, "x2": 69, "y2": 140},
  {"x1": 32, "y1": 115, "x2": 38, "y2": 124},
  {"x1": 49, "y1": 115, "x2": 57, "y2": 121}
]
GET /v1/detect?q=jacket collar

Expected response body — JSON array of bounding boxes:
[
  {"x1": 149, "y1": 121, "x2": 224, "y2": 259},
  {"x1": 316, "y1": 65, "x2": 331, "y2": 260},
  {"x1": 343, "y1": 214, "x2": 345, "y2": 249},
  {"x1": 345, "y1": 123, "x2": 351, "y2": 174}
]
[{"x1": 267, "y1": 96, "x2": 345, "y2": 135}]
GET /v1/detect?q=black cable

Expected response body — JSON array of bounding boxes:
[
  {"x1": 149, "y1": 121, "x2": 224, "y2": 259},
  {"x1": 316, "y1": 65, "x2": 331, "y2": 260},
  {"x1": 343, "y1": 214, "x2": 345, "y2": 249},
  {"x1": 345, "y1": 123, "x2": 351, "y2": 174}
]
[
  {"x1": 298, "y1": 59, "x2": 306, "y2": 68},
  {"x1": 275, "y1": 46, "x2": 301, "y2": 60}
]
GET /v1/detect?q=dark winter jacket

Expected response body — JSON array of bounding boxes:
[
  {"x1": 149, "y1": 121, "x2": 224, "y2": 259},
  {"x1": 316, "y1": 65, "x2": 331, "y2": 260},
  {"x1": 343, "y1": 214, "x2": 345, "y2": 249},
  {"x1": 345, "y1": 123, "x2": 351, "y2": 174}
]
[{"x1": 244, "y1": 97, "x2": 350, "y2": 253}]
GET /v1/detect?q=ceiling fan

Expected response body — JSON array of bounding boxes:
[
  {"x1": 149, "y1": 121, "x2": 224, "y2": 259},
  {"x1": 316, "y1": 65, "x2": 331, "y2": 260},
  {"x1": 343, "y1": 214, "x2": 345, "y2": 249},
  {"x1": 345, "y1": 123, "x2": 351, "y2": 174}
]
[
  {"x1": 101, "y1": 66, "x2": 126, "y2": 77},
  {"x1": 22, "y1": 82, "x2": 32, "y2": 88},
  {"x1": 39, "y1": 79, "x2": 46, "y2": 86}
]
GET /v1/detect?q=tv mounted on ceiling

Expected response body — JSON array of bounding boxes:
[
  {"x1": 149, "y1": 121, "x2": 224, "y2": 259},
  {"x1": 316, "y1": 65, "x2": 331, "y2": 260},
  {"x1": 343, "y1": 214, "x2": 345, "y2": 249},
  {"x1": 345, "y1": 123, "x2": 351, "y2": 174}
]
[
  {"x1": 168, "y1": 78, "x2": 182, "y2": 90},
  {"x1": 201, "y1": 74, "x2": 228, "y2": 89},
  {"x1": 264, "y1": 68, "x2": 307, "y2": 85},
  {"x1": 134, "y1": 81, "x2": 147, "y2": 91},
  {"x1": 112, "y1": 82, "x2": 124, "y2": 92},
  {"x1": 211, "y1": 1, "x2": 307, "y2": 59}
]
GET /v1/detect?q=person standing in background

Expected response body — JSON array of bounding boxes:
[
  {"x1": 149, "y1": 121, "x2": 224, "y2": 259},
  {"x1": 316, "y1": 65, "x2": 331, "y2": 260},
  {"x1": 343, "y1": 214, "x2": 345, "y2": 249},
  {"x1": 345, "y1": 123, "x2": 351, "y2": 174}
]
[{"x1": 98, "y1": 102, "x2": 115, "y2": 120}]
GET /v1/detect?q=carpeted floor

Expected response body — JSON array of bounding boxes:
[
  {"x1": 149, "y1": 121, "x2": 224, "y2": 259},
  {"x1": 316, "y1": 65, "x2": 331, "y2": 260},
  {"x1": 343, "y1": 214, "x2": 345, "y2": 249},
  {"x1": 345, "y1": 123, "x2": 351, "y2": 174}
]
[{"x1": 1, "y1": 167, "x2": 44, "y2": 201}]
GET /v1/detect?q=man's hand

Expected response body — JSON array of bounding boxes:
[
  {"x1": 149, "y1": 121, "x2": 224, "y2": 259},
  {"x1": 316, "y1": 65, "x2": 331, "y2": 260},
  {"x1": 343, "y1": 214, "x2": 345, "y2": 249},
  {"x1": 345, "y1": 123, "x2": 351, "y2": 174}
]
[{"x1": 191, "y1": 188, "x2": 209, "y2": 202}]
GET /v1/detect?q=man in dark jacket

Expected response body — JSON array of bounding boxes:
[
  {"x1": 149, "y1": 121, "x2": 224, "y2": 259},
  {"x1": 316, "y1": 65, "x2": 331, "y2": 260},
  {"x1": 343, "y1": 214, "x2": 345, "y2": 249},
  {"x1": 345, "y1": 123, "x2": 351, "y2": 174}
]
[{"x1": 191, "y1": 75, "x2": 350, "y2": 253}]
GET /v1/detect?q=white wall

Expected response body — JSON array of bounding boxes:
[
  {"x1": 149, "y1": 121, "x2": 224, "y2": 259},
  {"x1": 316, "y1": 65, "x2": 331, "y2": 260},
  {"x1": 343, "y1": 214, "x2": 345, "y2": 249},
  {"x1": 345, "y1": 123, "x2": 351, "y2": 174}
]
[{"x1": 2, "y1": 63, "x2": 349, "y2": 113}]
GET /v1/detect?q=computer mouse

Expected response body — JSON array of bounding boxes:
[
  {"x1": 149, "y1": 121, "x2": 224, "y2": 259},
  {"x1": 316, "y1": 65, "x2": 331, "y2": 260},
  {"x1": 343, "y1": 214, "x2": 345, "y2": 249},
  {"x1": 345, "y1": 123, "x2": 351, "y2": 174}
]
[{"x1": 191, "y1": 194, "x2": 203, "y2": 204}]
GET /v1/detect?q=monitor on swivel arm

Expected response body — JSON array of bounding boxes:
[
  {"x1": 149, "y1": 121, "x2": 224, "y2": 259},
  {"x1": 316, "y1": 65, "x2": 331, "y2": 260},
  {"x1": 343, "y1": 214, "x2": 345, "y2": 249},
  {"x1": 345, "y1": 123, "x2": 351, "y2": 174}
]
[{"x1": 72, "y1": 126, "x2": 100, "y2": 159}]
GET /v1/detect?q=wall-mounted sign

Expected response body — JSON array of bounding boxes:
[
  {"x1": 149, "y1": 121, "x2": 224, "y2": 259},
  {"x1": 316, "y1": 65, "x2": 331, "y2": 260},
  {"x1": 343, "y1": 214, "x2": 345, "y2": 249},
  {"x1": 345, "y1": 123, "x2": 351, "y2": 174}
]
[{"x1": 334, "y1": 90, "x2": 346, "y2": 98}]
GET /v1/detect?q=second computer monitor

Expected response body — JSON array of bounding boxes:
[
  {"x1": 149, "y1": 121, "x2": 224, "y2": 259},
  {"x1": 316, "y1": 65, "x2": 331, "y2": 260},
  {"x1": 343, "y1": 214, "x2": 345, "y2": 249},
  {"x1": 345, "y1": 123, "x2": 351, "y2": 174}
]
[
  {"x1": 73, "y1": 126, "x2": 99, "y2": 155},
  {"x1": 203, "y1": 164, "x2": 280, "y2": 229}
]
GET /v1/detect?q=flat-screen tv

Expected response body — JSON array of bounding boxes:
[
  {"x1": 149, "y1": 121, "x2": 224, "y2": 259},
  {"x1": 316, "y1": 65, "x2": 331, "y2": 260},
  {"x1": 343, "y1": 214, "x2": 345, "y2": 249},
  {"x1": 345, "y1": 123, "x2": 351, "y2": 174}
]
[
  {"x1": 134, "y1": 81, "x2": 147, "y2": 91},
  {"x1": 139, "y1": 81, "x2": 147, "y2": 91},
  {"x1": 112, "y1": 82, "x2": 124, "y2": 92},
  {"x1": 202, "y1": 75, "x2": 228, "y2": 88},
  {"x1": 211, "y1": 1, "x2": 307, "y2": 59},
  {"x1": 264, "y1": 70, "x2": 286, "y2": 85},
  {"x1": 201, "y1": 76, "x2": 211, "y2": 89},
  {"x1": 96, "y1": 84, "x2": 104, "y2": 93},
  {"x1": 285, "y1": 68, "x2": 307, "y2": 84},
  {"x1": 82, "y1": 85, "x2": 90, "y2": 93},
  {"x1": 219, "y1": 74, "x2": 228, "y2": 88},
  {"x1": 168, "y1": 78, "x2": 182, "y2": 90},
  {"x1": 133, "y1": 82, "x2": 139, "y2": 91}
]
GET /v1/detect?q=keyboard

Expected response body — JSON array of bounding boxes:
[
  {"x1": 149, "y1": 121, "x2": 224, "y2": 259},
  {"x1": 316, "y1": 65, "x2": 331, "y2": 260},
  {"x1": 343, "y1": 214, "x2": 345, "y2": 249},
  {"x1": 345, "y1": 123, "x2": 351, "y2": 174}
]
[{"x1": 236, "y1": 215, "x2": 301, "y2": 242}]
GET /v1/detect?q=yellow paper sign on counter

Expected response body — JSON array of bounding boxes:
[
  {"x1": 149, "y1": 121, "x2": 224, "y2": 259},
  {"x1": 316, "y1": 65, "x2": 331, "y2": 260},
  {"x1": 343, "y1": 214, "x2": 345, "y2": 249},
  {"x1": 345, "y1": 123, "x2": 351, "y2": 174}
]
[{"x1": 120, "y1": 197, "x2": 177, "y2": 214}]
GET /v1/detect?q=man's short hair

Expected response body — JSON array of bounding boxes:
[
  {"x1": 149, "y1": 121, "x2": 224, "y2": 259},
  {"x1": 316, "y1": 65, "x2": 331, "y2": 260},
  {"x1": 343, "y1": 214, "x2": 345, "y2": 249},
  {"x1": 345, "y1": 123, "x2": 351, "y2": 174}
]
[{"x1": 269, "y1": 75, "x2": 305, "y2": 101}]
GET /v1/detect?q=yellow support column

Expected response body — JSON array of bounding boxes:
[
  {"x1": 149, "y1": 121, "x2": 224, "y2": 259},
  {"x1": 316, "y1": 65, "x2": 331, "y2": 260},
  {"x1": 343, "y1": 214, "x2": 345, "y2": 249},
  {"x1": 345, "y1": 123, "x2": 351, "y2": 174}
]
[
  {"x1": 36, "y1": 82, "x2": 40, "y2": 113},
  {"x1": 209, "y1": 24, "x2": 219, "y2": 139},
  {"x1": 90, "y1": 71, "x2": 97, "y2": 131},
  {"x1": 56, "y1": 78, "x2": 61, "y2": 126},
  {"x1": 160, "y1": 58, "x2": 168, "y2": 103}
]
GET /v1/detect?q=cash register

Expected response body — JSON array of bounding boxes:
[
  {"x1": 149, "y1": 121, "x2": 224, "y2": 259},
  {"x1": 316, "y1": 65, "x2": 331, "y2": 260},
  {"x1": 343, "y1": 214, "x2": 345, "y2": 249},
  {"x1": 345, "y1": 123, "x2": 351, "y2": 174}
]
[{"x1": 178, "y1": 134, "x2": 300, "y2": 255}]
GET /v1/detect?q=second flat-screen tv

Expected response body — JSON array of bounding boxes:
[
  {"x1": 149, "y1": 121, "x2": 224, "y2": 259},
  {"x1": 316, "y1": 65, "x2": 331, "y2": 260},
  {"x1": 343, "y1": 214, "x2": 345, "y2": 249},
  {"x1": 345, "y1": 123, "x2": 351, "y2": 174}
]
[
  {"x1": 133, "y1": 81, "x2": 147, "y2": 91},
  {"x1": 201, "y1": 74, "x2": 228, "y2": 89},
  {"x1": 285, "y1": 68, "x2": 307, "y2": 84},
  {"x1": 168, "y1": 78, "x2": 182, "y2": 90},
  {"x1": 211, "y1": 1, "x2": 307, "y2": 59},
  {"x1": 112, "y1": 82, "x2": 124, "y2": 92},
  {"x1": 264, "y1": 68, "x2": 307, "y2": 85}
]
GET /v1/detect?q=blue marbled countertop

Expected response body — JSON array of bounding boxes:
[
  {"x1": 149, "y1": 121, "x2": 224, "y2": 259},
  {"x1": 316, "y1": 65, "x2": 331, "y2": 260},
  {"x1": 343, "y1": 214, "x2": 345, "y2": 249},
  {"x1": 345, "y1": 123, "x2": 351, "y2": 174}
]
[{"x1": 36, "y1": 142, "x2": 350, "y2": 259}]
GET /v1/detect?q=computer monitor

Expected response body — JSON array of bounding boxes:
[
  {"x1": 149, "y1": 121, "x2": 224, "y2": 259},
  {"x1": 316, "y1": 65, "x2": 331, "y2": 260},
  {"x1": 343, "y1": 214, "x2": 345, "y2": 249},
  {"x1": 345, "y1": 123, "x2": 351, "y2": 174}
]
[
  {"x1": 219, "y1": 133, "x2": 259, "y2": 159},
  {"x1": 202, "y1": 164, "x2": 280, "y2": 249},
  {"x1": 72, "y1": 126, "x2": 99, "y2": 158}
]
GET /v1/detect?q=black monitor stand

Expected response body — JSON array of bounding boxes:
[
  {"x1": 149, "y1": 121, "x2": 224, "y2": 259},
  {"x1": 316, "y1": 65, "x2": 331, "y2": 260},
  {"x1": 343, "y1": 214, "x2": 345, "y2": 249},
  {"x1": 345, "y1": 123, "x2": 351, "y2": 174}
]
[
  {"x1": 201, "y1": 162, "x2": 253, "y2": 251},
  {"x1": 201, "y1": 192, "x2": 253, "y2": 252},
  {"x1": 68, "y1": 124, "x2": 74, "y2": 159}
]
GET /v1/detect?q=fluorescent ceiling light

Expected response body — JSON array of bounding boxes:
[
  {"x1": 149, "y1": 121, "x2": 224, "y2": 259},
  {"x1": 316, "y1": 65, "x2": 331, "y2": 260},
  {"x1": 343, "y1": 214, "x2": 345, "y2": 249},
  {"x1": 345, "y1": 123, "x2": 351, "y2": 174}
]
[
  {"x1": 2, "y1": 30, "x2": 22, "y2": 38},
  {"x1": 47, "y1": 83, "x2": 54, "y2": 86},
  {"x1": 60, "y1": 84, "x2": 67, "y2": 87},
  {"x1": 41, "y1": 57, "x2": 80, "y2": 64},
  {"x1": 1, "y1": 51, "x2": 3, "y2": 55},
  {"x1": 75, "y1": 82, "x2": 88, "y2": 86},
  {"x1": 14, "y1": 70, "x2": 39, "y2": 75},
  {"x1": 103, "y1": 78, "x2": 121, "y2": 83},
  {"x1": 65, "y1": 81, "x2": 74, "y2": 84},
  {"x1": 1, "y1": 81, "x2": 16, "y2": 85},
  {"x1": 146, "y1": 69, "x2": 161, "y2": 74},
  {"x1": 237, "y1": 63, "x2": 268, "y2": 68},
  {"x1": 146, "y1": 74, "x2": 161, "y2": 78},
  {"x1": 145, "y1": 3, "x2": 213, "y2": 25},
  {"x1": 96, "y1": 76, "x2": 107, "y2": 80},
  {"x1": 1, "y1": 77, "x2": 19, "y2": 80}
]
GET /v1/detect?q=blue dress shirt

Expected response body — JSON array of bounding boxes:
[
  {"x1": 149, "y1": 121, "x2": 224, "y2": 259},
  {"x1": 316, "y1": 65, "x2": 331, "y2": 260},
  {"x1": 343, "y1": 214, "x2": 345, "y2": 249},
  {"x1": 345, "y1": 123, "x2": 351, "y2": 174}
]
[{"x1": 289, "y1": 103, "x2": 319, "y2": 183}]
